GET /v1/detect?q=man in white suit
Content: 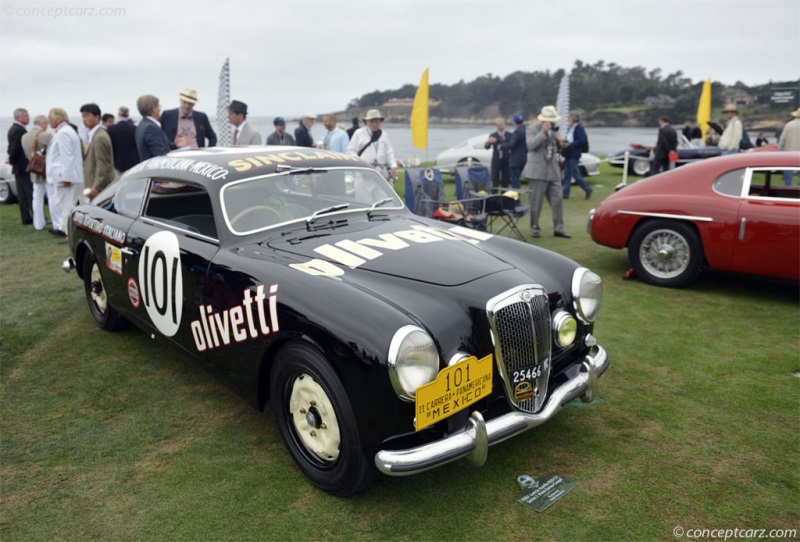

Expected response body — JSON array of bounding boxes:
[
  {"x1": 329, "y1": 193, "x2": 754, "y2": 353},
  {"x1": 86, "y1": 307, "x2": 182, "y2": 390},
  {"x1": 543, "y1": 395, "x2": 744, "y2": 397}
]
[
  {"x1": 46, "y1": 107, "x2": 84, "y2": 237},
  {"x1": 228, "y1": 100, "x2": 261, "y2": 146}
]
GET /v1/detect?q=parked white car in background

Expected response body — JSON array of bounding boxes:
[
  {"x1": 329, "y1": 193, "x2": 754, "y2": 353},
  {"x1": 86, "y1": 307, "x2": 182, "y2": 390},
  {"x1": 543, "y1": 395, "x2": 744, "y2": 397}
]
[
  {"x1": 435, "y1": 134, "x2": 601, "y2": 176},
  {"x1": 0, "y1": 163, "x2": 18, "y2": 204}
]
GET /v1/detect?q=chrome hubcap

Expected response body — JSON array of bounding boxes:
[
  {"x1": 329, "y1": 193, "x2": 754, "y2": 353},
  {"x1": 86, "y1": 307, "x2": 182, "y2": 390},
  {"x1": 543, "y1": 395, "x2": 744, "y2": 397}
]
[
  {"x1": 640, "y1": 229, "x2": 690, "y2": 279},
  {"x1": 288, "y1": 373, "x2": 341, "y2": 462},
  {"x1": 90, "y1": 263, "x2": 107, "y2": 312}
]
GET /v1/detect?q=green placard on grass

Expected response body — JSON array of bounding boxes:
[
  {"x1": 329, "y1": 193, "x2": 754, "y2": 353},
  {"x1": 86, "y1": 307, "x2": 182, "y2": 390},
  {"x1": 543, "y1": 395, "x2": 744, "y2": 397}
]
[{"x1": 515, "y1": 473, "x2": 578, "y2": 512}]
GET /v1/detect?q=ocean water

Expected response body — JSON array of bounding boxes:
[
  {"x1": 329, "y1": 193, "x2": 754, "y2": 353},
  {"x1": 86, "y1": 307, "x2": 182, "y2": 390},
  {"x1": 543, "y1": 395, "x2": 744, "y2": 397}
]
[{"x1": 1, "y1": 117, "x2": 768, "y2": 162}]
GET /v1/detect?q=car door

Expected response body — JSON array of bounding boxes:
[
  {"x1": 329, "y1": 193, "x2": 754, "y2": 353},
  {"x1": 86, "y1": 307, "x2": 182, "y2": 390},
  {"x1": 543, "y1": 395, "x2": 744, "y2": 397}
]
[
  {"x1": 731, "y1": 167, "x2": 800, "y2": 281},
  {"x1": 121, "y1": 178, "x2": 221, "y2": 359}
]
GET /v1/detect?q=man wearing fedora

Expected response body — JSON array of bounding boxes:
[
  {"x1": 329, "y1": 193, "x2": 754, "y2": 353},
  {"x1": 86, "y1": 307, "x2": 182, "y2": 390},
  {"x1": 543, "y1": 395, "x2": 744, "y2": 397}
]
[
  {"x1": 347, "y1": 109, "x2": 397, "y2": 179},
  {"x1": 524, "y1": 106, "x2": 570, "y2": 239},
  {"x1": 778, "y1": 107, "x2": 800, "y2": 186},
  {"x1": 161, "y1": 88, "x2": 217, "y2": 150},
  {"x1": 718, "y1": 103, "x2": 743, "y2": 155},
  {"x1": 295, "y1": 114, "x2": 316, "y2": 148},
  {"x1": 228, "y1": 100, "x2": 261, "y2": 146},
  {"x1": 266, "y1": 117, "x2": 295, "y2": 146}
]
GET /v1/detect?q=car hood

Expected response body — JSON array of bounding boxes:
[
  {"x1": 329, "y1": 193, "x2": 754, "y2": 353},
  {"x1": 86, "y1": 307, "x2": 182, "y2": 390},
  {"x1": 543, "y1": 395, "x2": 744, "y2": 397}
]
[{"x1": 264, "y1": 216, "x2": 514, "y2": 286}]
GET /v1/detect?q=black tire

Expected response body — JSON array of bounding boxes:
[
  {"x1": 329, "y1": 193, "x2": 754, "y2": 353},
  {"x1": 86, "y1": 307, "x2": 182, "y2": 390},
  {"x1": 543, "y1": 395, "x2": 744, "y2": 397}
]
[
  {"x1": 270, "y1": 342, "x2": 376, "y2": 496},
  {"x1": 628, "y1": 220, "x2": 704, "y2": 288},
  {"x1": 83, "y1": 253, "x2": 128, "y2": 331},
  {"x1": 0, "y1": 181, "x2": 16, "y2": 204},
  {"x1": 629, "y1": 156, "x2": 651, "y2": 177}
]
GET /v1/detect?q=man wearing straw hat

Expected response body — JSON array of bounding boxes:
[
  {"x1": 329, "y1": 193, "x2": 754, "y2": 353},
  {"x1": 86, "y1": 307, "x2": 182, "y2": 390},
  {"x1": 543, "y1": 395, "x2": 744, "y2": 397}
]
[
  {"x1": 778, "y1": 107, "x2": 800, "y2": 186},
  {"x1": 347, "y1": 109, "x2": 397, "y2": 179},
  {"x1": 161, "y1": 88, "x2": 217, "y2": 150},
  {"x1": 718, "y1": 103, "x2": 743, "y2": 155},
  {"x1": 524, "y1": 105, "x2": 570, "y2": 239}
]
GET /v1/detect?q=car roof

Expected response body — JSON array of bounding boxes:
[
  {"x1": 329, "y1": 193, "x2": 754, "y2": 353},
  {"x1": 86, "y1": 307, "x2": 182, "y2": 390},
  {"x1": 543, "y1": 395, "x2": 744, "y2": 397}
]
[{"x1": 122, "y1": 146, "x2": 371, "y2": 187}]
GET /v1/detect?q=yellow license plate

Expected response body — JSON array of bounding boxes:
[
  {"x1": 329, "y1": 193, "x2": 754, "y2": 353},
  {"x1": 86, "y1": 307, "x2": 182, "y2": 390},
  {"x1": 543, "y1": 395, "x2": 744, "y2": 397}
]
[{"x1": 415, "y1": 354, "x2": 493, "y2": 431}]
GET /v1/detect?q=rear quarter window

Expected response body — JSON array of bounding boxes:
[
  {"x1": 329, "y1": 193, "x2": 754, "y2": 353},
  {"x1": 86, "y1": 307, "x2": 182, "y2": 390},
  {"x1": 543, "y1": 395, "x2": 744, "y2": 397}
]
[{"x1": 712, "y1": 168, "x2": 746, "y2": 197}]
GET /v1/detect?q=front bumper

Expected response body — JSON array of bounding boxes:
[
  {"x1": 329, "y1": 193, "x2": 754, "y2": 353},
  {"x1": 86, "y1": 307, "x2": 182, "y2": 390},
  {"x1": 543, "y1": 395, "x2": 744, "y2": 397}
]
[{"x1": 375, "y1": 344, "x2": 609, "y2": 476}]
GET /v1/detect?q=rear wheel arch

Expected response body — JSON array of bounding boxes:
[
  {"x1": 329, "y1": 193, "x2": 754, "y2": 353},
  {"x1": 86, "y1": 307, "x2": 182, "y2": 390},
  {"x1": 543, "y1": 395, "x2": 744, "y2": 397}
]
[{"x1": 74, "y1": 240, "x2": 93, "y2": 280}]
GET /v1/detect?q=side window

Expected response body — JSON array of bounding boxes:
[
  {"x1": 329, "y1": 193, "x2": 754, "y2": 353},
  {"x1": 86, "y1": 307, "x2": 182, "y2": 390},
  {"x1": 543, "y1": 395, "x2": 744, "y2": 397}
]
[
  {"x1": 143, "y1": 180, "x2": 218, "y2": 238},
  {"x1": 748, "y1": 170, "x2": 800, "y2": 199},
  {"x1": 111, "y1": 177, "x2": 148, "y2": 218},
  {"x1": 712, "y1": 168, "x2": 745, "y2": 197}
]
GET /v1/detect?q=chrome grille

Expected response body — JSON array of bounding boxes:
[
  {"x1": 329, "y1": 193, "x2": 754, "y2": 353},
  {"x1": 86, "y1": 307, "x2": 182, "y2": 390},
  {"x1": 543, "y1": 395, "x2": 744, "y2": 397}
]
[{"x1": 487, "y1": 285, "x2": 551, "y2": 413}]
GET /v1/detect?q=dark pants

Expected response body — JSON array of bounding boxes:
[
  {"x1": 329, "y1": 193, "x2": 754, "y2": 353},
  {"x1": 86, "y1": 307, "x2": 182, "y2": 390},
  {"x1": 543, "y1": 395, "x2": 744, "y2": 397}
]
[
  {"x1": 15, "y1": 172, "x2": 33, "y2": 224},
  {"x1": 649, "y1": 155, "x2": 669, "y2": 176},
  {"x1": 509, "y1": 167, "x2": 523, "y2": 189},
  {"x1": 562, "y1": 157, "x2": 592, "y2": 197},
  {"x1": 491, "y1": 161, "x2": 510, "y2": 188}
]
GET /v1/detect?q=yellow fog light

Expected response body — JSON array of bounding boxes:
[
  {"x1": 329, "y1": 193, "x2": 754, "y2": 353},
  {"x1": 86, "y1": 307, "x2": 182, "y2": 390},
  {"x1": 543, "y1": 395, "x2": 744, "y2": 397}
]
[{"x1": 553, "y1": 310, "x2": 577, "y2": 348}]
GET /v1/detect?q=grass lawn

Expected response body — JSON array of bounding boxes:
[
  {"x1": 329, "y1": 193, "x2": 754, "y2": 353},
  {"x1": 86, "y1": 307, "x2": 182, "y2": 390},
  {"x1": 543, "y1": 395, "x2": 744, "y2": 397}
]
[{"x1": 1, "y1": 163, "x2": 798, "y2": 541}]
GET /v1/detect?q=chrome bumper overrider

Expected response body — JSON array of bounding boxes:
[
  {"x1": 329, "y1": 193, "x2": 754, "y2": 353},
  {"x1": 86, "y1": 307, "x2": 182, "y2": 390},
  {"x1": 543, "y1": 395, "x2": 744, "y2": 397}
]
[{"x1": 375, "y1": 344, "x2": 609, "y2": 476}]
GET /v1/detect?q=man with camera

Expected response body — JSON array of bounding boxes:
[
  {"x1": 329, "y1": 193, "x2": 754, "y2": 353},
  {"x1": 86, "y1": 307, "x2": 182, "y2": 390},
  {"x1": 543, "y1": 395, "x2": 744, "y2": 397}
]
[
  {"x1": 524, "y1": 106, "x2": 570, "y2": 239},
  {"x1": 347, "y1": 109, "x2": 397, "y2": 180}
]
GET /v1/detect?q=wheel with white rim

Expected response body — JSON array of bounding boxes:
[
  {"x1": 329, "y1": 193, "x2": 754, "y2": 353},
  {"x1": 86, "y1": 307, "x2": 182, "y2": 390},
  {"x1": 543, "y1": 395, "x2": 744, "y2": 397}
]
[
  {"x1": 0, "y1": 181, "x2": 16, "y2": 204},
  {"x1": 83, "y1": 253, "x2": 127, "y2": 331},
  {"x1": 629, "y1": 156, "x2": 651, "y2": 176},
  {"x1": 628, "y1": 220, "x2": 703, "y2": 288},
  {"x1": 270, "y1": 342, "x2": 376, "y2": 496}
]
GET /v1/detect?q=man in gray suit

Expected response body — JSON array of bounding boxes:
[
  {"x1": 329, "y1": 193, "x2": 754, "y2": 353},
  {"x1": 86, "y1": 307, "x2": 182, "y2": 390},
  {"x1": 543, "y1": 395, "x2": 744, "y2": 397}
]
[
  {"x1": 523, "y1": 106, "x2": 570, "y2": 239},
  {"x1": 228, "y1": 100, "x2": 261, "y2": 146}
]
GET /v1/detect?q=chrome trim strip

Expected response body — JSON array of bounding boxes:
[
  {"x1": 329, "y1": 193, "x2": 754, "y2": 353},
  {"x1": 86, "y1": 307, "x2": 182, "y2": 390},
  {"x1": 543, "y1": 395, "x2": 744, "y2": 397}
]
[
  {"x1": 739, "y1": 217, "x2": 747, "y2": 241},
  {"x1": 375, "y1": 344, "x2": 609, "y2": 476},
  {"x1": 617, "y1": 210, "x2": 713, "y2": 222}
]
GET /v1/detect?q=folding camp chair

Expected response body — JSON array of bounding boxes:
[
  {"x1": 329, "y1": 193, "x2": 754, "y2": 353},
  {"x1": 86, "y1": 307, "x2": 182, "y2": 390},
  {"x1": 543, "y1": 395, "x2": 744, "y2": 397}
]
[
  {"x1": 461, "y1": 173, "x2": 529, "y2": 242},
  {"x1": 405, "y1": 167, "x2": 486, "y2": 229}
]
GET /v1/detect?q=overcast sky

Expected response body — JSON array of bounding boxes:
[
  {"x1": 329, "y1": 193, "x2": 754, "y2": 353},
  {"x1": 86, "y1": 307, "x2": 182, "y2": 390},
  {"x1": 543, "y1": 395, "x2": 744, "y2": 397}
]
[{"x1": 1, "y1": 0, "x2": 798, "y2": 120}]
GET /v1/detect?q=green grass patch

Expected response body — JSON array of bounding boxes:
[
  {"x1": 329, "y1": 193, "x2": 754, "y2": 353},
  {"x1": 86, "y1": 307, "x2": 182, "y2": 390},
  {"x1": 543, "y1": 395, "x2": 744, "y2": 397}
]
[{"x1": 1, "y1": 166, "x2": 798, "y2": 541}]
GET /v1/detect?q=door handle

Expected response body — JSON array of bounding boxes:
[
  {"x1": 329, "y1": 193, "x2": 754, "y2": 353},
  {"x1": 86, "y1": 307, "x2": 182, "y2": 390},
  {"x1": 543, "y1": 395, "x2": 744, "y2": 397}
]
[
  {"x1": 738, "y1": 217, "x2": 746, "y2": 241},
  {"x1": 120, "y1": 247, "x2": 137, "y2": 256}
]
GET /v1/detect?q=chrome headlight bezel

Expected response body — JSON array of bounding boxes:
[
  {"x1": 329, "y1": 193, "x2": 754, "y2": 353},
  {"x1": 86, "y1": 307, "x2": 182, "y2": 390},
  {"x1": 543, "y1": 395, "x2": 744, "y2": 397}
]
[
  {"x1": 387, "y1": 325, "x2": 440, "y2": 402},
  {"x1": 571, "y1": 267, "x2": 603, "y2": 324}
]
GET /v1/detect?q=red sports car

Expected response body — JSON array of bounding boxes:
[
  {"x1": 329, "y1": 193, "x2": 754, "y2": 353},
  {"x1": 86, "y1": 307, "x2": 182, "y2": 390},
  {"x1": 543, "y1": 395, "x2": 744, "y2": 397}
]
[{"x1": 588, "y1": 151, "x2": 800, "y2": 287}]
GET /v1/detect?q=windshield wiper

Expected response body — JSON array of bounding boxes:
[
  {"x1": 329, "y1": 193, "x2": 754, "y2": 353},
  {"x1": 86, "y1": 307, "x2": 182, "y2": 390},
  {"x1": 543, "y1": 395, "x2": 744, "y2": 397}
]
[
  {"x1": 307, "y1": 203, "x2": 349, "y2": 227},
  {"x1": 276, "y1": 164, "x2": 329, "y2": 175},
  {"x1": 366, "y1": 198, "x2": 394, "y2": 219}
]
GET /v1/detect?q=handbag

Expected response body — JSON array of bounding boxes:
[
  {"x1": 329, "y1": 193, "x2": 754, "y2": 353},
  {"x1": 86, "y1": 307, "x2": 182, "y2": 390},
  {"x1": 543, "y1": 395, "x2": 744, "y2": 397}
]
[{"x1": 25, "y1": 131, "x2": 46, "y2": 177}]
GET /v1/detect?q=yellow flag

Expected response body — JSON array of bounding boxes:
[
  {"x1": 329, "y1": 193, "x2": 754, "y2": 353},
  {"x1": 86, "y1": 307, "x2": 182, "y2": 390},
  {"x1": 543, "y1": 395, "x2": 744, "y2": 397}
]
[
  {"x1": 411, "y1": 68, "x2": 429, "y2": 149},
  {"x1": 696, "y1": 79, "x2": 711, "y2": 142}
]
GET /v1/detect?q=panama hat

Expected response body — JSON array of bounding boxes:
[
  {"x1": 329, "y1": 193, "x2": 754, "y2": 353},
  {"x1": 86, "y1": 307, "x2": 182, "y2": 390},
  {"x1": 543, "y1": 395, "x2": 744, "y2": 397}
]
[
  {"x1": 792, "y1": 108, "x2": 800, "y2": 118},
  {"x1": 364, "y1": 109, "x2": 384, "y2": 121},
  {"x1": 302, "y1": 113, "x2": 317, "y2": 119},
  {"x1": 537, "y1": 105, "x2": 561, "y2": 123},
  {"x1": 722, "y1": 103, "x2": 738, "y2": 113},
  {"x1": 179, "y1": 88, "x2": 199, "y2": 104}
]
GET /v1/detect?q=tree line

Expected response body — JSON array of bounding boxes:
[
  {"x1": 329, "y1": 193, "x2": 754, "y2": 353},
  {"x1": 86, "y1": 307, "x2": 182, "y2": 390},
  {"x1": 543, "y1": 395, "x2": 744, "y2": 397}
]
[{"x1": 348, "y1": 60, "x2": 798, "y2": 126}]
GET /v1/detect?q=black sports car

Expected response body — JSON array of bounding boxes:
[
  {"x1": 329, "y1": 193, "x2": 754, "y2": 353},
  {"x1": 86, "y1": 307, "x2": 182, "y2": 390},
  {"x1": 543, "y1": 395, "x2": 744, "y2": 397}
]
[
  {"x1": 609, "y1": 133, "x2": 722, "y2": 176},
  {"x1": 63, "y1": 147, "x2": 610, "y2": 496}
]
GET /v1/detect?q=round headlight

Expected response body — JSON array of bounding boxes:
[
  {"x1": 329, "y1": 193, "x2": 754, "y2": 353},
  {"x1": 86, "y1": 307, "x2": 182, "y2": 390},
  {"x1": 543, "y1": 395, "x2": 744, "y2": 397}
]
[
  {"x1": 572, "y1": 268, "x2": 603, "y2": 323},
  {"x1": 388, "y1": 326, "x2": 440, "y2": 401},
  {"x1": 552, "y1": 310, "x2": 577, "y2": 347}
]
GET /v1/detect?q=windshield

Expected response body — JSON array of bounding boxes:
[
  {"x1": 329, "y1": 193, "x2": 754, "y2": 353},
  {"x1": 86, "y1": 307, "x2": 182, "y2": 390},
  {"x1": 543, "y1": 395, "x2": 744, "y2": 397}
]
[{"x1": 221, "y1": 167, "x2": 403, "y2": 235}]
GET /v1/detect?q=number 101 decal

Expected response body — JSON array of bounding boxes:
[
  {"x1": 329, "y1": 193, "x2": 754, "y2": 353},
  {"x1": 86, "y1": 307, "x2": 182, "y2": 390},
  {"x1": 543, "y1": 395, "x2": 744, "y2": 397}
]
[{"x1": 138, "y1": 231, "x2": 183, "y2": 337}]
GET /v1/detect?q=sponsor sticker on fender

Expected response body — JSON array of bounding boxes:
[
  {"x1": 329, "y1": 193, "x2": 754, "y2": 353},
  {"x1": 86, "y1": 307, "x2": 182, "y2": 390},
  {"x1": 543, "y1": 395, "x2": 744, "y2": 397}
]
[
  {"x1": 105, "y1": 242, "x2": 123, "y2": 276},
  {"x1": 128, "y1": 278, "x2": 140, "y2": 308}
]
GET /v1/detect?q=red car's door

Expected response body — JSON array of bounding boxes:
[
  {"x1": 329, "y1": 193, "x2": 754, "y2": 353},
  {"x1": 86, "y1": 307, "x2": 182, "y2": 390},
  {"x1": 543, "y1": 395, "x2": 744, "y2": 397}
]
[{"x1": 731, "y1": 168, "x2": 800, "y2": 281}]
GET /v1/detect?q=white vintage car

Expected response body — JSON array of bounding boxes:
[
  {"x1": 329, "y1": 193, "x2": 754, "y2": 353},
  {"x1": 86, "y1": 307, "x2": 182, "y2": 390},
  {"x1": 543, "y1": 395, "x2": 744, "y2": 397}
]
[{"x1": 435, "y1": 134, "x2": 601, "y2": 177}]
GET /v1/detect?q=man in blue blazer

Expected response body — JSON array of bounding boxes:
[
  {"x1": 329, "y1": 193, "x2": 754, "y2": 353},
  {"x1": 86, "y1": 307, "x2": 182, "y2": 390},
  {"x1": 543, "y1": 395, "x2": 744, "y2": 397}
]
[
  {"x1": 160, "y1": 88, "x2": 217, "y2": 149},
  {"x1": 135, "y1": 95, "x2": 171, "y2": 161},
  {"x1": 107, "y1": 106, "x2": 140, "y2": 174}
]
